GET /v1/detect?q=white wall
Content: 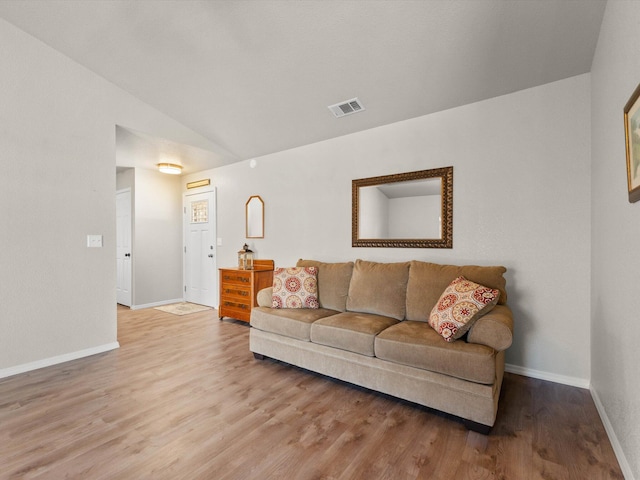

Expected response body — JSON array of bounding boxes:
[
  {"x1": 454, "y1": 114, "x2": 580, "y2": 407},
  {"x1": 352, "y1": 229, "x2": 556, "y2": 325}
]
[
  {"x1": 0, "y1": 18, "x2": 222, "y2": 375},
  {"x1": 590, "y1": 2, "x2": 640, "y2": 478},
  {"x1": 116, "y1": 168, "x2": 135, "y2": 191},
  {"x1": 186, "y1": 73, "x2": 592, "y2": 385},
  {"x1": 116, "y1": 159, "x2": 187, "y2": 309},
  {"x1": 131, "y1": 168, "x2": 183, "y2": 307}
]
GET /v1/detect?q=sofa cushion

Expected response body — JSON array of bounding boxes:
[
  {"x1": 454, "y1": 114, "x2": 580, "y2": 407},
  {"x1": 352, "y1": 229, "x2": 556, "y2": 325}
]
[
  {"x1": 428, "y1": 276, "x2": 500, "y2": 342},
  {"x1": 272, "y1": 267, "x2": 319, "y2": 309},
  {"x1": 296, "y1": 259, "x2": 354, "y2": 312},
  {"x1": 310, "y1": 312, "x2": 399, "y2": 356},
  {"x1": 374, "y1": 321, "x2": 497, "y2": 384},
  {"x1": 406, "y1": 261, "x2": 507, "y2": 322},
  {"x1": 346, "y1": 260, "x2": 410, "y2": 320},
  {"x1": 250, "y1": 306, "x2": 338, "y2": 341}
]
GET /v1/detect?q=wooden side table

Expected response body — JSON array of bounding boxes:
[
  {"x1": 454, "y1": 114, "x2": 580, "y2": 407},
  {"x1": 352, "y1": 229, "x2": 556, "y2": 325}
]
[{"x1": 219, "y1": 259, "x2": 274, "y2": 322}]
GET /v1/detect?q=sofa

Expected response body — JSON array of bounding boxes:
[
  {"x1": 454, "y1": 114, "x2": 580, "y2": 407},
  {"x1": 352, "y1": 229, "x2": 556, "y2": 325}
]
[{"x1": 249, "y1": 259, "x2": 513, "y2": 433}]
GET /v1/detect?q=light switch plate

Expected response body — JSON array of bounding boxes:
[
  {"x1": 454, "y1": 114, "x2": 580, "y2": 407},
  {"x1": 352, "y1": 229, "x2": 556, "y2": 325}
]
[
  {"x1": 87, "y1": 234, "x2": 103, "y2": 248},
  {"x1": 217, "y1": 238, "x2": 223, "y2": 246}
]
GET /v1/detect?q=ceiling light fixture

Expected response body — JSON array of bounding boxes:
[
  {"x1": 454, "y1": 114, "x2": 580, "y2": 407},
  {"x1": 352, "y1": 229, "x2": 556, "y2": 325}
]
[{"x1": 157, "y1": 163, "x2": 182, "y2": 175}]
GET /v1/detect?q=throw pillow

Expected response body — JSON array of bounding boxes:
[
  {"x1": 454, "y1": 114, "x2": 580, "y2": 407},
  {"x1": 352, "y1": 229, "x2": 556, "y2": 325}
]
[
  {"x1": 272, "y1": 267, "x2": 319, "y2": 309},
  {"x1": 428, "y1": 276, "x2": 500, "y2": 342}
]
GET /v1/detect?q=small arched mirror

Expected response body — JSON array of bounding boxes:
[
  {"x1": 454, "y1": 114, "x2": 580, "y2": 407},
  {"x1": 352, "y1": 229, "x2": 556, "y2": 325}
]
[
  {"x1": 352, "y1": 167, "x2": 453, "y2": 248},
  {"x1": 246, "y1": 195, "x2": 264, "y2": 238}
]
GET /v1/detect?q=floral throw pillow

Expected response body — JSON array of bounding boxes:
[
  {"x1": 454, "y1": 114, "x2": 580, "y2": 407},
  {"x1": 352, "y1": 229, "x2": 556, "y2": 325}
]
[
  {"x1": 428, "y1": 276, "x2": 500, "y2": 342},
  {"x1": 272, "y1": 267, "x2": 319, "y2": 309}
]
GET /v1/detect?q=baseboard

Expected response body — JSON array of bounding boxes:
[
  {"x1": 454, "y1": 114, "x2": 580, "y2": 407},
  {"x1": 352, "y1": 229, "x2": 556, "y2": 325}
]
[
  {"x1": 0, "y1": 342, "x2": 120, "y2": 380},
  {"x1": 590, "y1": 387, "x2": 636, "y2": 480},
  {"x1": 131, "y1": 298, "x2": 184, "y2": 310},
  {"x1": 505, "y1": 363, "x2": 590, "y2": 389}
]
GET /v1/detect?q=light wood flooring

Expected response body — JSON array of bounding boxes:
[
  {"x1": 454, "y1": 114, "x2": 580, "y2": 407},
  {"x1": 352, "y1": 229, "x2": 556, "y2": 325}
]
[{"x1": 0, "y1": 305, "x2": 624, "y2": 479}]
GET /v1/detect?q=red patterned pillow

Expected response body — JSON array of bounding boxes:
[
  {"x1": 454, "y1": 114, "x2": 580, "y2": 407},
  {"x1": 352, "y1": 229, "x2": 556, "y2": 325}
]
[
  {"x1": 272, "y1": 267, "x2": 319, "y2": 309},
  {"x1": 428, "y1": 276, "x2": 500, "y2": 342}
]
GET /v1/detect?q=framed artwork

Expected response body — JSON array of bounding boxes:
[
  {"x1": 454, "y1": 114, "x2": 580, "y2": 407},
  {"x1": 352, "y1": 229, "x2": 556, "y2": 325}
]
[{"x1": 624, "y1": 82, "x2": 640, "y2": 203}]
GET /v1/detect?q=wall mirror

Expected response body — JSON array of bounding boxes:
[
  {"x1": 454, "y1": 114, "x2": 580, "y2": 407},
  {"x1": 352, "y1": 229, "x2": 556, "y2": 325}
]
[
  {"x1": 352, "y1": 166, "x2": 453, "y2": 248},
  {"x1": 246, "y1": 195, "x2": 264, "y2": 238}
]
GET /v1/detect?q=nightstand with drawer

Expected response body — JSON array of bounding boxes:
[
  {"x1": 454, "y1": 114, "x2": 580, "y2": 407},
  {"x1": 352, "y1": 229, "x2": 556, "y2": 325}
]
[{"x1": 218, "y1": 259, "x2": 274, "y2": 322}]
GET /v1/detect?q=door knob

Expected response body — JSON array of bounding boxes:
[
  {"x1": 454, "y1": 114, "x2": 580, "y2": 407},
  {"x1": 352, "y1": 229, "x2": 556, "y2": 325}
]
[{"x1": 208, "y1": 254, "x2": 214, "y2": 258}]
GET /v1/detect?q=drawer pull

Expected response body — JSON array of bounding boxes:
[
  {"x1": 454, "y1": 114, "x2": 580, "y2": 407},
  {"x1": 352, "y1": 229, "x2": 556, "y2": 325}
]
[
  {"x1": 223, "y1": 289, "x2": 249, "y2": 296},
  {"x1": 222, "y1": 274, "x2": 250, "y2": 283},
  {"x1": 222, "y1": 301, "x2": 249, "y2": 310}
]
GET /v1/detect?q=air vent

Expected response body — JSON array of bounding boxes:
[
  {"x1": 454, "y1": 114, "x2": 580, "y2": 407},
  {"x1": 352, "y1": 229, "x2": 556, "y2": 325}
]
[{"x1": 328, "y1": 97, "x2": 365, "y2": 118}]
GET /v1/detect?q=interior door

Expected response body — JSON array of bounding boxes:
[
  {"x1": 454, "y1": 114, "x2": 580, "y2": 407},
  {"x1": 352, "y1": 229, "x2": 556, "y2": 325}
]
[
  {"x1": 184, "y1": 190, "x2": 217, "y2": 307},
  {"x1": 116, "y1": 188, "x2": 132, "y2": 306}
]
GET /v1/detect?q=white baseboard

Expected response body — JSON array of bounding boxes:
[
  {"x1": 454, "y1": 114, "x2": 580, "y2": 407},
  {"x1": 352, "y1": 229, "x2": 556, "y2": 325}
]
[
  {"x1": 505, "y1": 363, "x2": 590, "y2": 389},
  {"x1": 131, "y1": 298, "x2": 185, "y2": 310},
  {"x1": 590, "y1": 387, "x2": 635, "y2": 480},
  {"x1": 0, "y1": 342, "x2": 120, "y2": 380}
]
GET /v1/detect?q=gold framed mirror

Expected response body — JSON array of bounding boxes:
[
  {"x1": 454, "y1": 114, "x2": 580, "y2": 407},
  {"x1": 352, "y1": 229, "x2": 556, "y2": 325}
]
[
  {"x1": 246, "y1": 195, "x2": 264, "y2": 238},
  {"x1": 352, "y1": 166, "x2": 453, "y2": 248}
]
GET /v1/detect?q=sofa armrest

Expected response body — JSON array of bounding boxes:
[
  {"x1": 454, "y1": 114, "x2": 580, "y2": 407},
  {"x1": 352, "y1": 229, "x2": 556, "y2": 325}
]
[
  {"x1": 256, "y1": 287, "x2": 273, "y2": 307},
  {"x1": 466, "y1": 304, "x2": 513, "y2": 351}
]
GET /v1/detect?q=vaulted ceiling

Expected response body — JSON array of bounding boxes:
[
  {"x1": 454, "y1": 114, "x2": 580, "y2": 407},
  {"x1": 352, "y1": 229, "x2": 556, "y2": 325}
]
[{"x1": 0, "y1": 0, "x2": 607, "y2": 172}]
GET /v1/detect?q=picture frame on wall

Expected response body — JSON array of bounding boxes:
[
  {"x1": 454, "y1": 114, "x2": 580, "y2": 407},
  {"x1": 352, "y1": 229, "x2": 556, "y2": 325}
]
[{"x1": 624, "y1": 82, "x2": 640, "y2": 203}]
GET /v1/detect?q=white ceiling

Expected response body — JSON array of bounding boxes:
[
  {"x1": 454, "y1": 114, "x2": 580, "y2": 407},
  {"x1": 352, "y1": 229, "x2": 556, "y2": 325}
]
[
  {"x1": 115, "y1": 125, "x2": 223, "y2": 175},
  {"x1": 0, "y1": 0, "x2": 606, "y2": 172}
]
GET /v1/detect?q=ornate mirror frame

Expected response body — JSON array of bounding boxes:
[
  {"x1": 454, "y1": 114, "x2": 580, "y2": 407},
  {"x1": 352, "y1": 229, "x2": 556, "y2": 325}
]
[
  {"x1": 352, "y1": 166, "x2": 453, "y2": 248},
  {"x1": 246, "y1": 195, "x2": 265, "y2": 238}
]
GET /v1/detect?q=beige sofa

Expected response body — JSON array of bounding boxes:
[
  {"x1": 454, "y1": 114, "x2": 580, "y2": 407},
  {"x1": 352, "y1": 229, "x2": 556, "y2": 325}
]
[{"x1": 249, "y1": 259, "x2": 513, "y2": 433}]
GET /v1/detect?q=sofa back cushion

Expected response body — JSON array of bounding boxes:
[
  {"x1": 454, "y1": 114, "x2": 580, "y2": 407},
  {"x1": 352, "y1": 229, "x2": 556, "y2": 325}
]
[
  {"x1": 296, "y1": 259, "x2": 354, "y2": 312},
  {"x1": 346, "y1": 260, "x2": 410, "y2": 320},
  {"x1": 406, "y1": 261, "x2": 507, "y2": 322}
]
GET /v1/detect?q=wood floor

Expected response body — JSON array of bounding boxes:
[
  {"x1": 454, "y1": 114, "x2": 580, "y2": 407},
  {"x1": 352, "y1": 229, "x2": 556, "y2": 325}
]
[{"x1": 0, "y1": 305, "x2": 623, "y2": 480}]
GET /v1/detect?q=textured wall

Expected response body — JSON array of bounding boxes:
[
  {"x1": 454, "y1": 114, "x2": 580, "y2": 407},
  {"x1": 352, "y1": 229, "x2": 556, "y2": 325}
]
[
  {"x1": 0, "y1": 18, "x2": 220, "y2": 374},
  {"x1": 590, "y1": 1, "x2": 640, "y2": 478},
  {"x1": 132, "y1": 168, "x2": 183, "y2": 308},
  {"x1": 185, "y1": 74, "x2": 592, "y2": 385}
]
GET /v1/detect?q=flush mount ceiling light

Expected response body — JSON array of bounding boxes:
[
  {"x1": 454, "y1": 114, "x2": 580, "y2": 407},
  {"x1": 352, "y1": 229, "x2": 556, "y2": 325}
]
[
  {"x1": 328, "y1": 97, "x2": 365, "y2": 118},
  {"x1": 157, "y1": 163, "x2": 182, "y2": 175}
]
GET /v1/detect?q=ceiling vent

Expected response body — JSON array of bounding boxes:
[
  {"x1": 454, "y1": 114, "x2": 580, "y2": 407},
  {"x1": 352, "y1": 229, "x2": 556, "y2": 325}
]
[{"x1": 328, "y1": 97, "x2": 365, "y2": 118}]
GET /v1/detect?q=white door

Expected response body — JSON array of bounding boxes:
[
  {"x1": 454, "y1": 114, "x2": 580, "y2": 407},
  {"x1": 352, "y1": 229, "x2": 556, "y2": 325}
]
[
  {"x1": 116, "y1": 189, "x2": 132, "y2": 306},
  {"x1": 184, "y1": 190, "x2": 217, "y2": 307}
]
